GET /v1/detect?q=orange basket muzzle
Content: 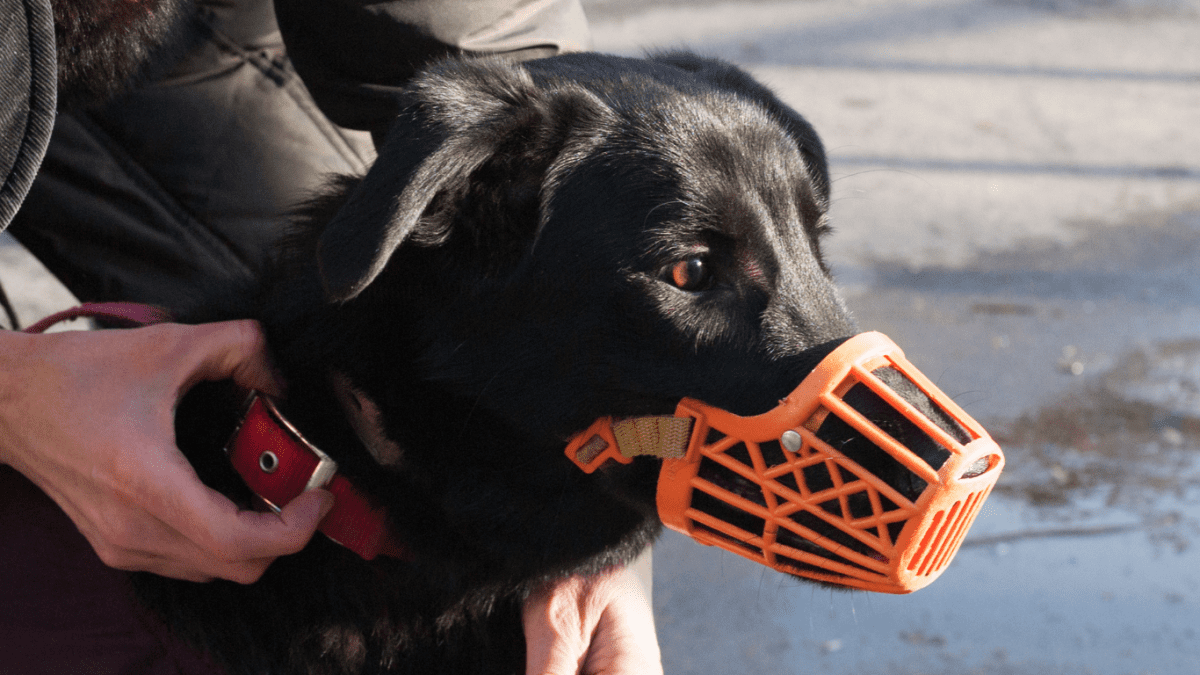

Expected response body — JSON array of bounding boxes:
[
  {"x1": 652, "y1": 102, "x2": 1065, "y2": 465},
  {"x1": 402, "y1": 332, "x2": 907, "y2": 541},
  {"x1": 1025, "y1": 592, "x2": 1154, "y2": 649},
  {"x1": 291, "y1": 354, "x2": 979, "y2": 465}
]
[{"x1": 565, "y1": 331, "x2": 1004, "y2": 594}]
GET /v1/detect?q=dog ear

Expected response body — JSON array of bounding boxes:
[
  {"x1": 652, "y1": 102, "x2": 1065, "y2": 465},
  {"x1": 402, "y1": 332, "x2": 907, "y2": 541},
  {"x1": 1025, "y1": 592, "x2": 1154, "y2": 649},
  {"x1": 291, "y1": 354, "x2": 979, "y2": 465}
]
[
  {"x1": 316, "y1": 58, "x2": 614, "y2": 302},
  {"x1": 650, "y1": 52, "x2": 831, "y2": 203},
  {"x1": 316, "y1": 99, "x2": 510, "y2": 301}
]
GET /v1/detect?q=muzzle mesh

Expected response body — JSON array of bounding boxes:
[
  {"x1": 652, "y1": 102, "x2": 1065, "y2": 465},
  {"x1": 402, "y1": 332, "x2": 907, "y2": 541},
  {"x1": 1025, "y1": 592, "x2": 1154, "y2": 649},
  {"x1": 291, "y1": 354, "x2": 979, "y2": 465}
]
[
  {"x1": 656, "y1": 332, "x2": 1003, "y2": 593},
  {"x1": 564, "y1": 332, "x2": 1003, "y2": 593}
]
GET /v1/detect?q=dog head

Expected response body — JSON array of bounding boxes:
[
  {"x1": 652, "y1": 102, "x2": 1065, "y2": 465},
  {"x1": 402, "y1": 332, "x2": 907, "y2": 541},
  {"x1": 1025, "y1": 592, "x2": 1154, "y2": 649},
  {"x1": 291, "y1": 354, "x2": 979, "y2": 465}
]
[
  {"x1": 272, "y1": 53, "x2": 991, "y2": 588},
  {"x1": 320, "y1": 52, "x2": 853, "y2": 424}
]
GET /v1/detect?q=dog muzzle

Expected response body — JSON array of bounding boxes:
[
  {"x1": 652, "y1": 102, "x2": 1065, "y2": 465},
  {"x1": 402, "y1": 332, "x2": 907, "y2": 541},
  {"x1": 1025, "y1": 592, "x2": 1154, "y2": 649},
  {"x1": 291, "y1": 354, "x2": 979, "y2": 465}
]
[{"x1": 565, "y1": 331, "x2": 1004, "y2": 594}]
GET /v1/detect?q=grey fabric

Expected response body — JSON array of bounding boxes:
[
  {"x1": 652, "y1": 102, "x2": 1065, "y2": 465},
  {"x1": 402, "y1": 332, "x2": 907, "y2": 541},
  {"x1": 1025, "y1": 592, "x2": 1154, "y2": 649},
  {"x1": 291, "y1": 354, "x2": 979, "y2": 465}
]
[
  {"x1": 0, "y1": 0, "x2": 55, "y2": 231},
  {"x1": 275, "y1": 0, "x2": 591, "y2": 133},
  {"x1": 9, "y1": 0, "x2": 589, "y2": 310},
  {"x1": 8, "y1": 0, "x2": 376, "y2": 308}
]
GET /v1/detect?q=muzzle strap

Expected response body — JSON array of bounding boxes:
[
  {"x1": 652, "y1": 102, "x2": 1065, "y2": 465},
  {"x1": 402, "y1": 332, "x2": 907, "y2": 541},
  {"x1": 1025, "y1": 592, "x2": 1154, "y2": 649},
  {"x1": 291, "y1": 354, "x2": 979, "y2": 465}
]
[{"x1": 566, "y1": 416, "x2": 694, "y2": 473}]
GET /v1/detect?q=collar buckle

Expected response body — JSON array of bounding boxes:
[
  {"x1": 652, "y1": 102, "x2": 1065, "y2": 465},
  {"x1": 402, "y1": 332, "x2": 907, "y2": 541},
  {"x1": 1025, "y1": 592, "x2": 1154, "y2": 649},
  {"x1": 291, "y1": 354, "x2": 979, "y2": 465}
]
[
  {"x1": 225, "y1": 393, "x2": 338, "y2": 513},
  {"x1": 224, "y1": 392, "x2": 410, "y2": 561}
]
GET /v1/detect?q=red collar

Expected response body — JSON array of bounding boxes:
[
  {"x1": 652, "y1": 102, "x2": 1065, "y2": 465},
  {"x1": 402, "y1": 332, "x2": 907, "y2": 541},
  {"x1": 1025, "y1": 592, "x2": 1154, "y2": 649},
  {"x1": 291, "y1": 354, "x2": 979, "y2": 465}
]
[
  {"x1": 226, "y1": 393, "x2": 411, "y2": 561},
  {"x1": 25, "y1": 303, "x2": 409, "y2": 562}
]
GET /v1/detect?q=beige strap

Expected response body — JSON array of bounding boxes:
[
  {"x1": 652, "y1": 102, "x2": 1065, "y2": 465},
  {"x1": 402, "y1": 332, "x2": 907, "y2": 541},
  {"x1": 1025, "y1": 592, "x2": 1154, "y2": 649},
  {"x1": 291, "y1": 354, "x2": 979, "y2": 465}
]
[{"x1": 611, "y1": 417, "x2": 693, "y2": 460}]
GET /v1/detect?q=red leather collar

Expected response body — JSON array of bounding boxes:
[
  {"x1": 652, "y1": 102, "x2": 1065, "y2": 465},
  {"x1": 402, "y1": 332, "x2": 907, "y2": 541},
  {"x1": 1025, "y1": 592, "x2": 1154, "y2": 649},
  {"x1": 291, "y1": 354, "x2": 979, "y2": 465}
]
[
  {"x1": 25, "y1": 303, "x2": 409, "y2": 562},
  {"x1": 226, "y1": 394, "x2": 410, "y2": 561}
]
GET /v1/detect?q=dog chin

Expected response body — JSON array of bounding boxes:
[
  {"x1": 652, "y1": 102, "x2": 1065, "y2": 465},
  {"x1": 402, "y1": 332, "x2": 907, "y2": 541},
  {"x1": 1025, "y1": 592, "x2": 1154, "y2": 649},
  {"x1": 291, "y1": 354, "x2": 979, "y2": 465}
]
[{"x1": 51, "y1": 0, "x2": 199, "y2": 110}]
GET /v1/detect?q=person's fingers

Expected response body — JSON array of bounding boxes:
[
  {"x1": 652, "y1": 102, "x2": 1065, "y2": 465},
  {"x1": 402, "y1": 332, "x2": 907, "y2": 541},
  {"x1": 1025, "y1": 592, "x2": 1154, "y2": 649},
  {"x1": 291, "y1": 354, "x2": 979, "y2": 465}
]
[
  {"x1": 36, "y1": 479, "x2": 213, "y2": 581},
  {"x1": 525, "y1": 640, "x2": 585, "y2": 675},
  {"x1": 200, "y1": 494, "x2": 333, "y2": 585},
  {"x1": 161, "y1": 481, "x2": 335, "y2": 572},
  {"x1": 115, "y1": 490, "x2": 331, "y2": 583},
  {"x1": 174, "y1": 320, "x2": 284, "y2": 397},
  {"x1": 523, "y1": 575, "x2": 589, "y2": 675},
  {"x1": 0, "y1": 325, "x2": 323, "y2": 583},
  {"x1": 100, "y1": 441, "x2": 333, "y2": 581},
  {"x1": 524, "y1": 568, "x2": 663, "y2": 675},
  {"x1": 88, "y1": 538, "x2": 272, "y2": 584},
  {"x1": 584, "y1": 576, "x2": 662, "y2": 675}
]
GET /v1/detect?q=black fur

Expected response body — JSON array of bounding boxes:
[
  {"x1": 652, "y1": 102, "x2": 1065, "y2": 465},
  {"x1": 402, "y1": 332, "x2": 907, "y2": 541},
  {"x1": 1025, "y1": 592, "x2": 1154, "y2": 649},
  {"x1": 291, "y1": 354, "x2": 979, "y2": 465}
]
[{"x1": 148, "y1": 52, "x2": 859, "y2": 674}]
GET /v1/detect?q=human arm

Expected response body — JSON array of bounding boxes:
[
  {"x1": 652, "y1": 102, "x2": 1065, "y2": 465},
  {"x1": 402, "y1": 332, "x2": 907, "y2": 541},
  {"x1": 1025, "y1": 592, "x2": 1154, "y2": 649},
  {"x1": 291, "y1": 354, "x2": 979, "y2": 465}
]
[{"x1": 0, "y1": 320, "x2": 333, "y2": 583}]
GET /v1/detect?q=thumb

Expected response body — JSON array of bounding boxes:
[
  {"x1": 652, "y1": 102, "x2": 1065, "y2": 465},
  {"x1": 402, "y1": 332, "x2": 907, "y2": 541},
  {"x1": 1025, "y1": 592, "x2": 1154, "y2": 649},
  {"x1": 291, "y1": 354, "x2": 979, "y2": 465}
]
[
  {"x1": 582, "y1": 590, "x2": 663, "y2": 675},
  {"x1": 179, "y1": 320, "x2": 284, "y2": 397},
  {"x1": 278, "y1": 488, "x2": 336, "y2": 534},
  {"x1": 524, "y1": 625, "x2": 586, "y2": 675},
  {"x1": 523, "y1": 580, "x2": 589, "y2": 675},
  {"x1": 523, "y1": 569, "x2": 663, "y2": 675}
]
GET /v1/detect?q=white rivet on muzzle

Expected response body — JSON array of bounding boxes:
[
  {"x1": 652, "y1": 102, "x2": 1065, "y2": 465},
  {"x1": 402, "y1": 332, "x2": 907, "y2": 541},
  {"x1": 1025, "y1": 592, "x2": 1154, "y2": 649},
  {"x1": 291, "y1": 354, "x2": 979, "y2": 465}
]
[{"x1": 780, "y1": 430, "x2": 803, "y2": 453}]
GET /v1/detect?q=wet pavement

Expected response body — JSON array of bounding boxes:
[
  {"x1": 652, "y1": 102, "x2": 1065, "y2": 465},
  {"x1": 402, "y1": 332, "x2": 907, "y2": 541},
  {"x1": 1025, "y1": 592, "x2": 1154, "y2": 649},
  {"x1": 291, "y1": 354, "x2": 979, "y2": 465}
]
[{"x1": 3, "y1": 0, "x2": 1200, "y2": 672}]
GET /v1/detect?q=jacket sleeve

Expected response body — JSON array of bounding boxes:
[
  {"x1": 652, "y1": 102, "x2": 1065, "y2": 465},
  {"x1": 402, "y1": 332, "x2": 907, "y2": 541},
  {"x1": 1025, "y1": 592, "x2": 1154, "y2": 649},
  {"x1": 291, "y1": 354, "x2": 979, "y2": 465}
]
[{"x1": 273, "y1": 0, "x2": 591, "y2": 134}]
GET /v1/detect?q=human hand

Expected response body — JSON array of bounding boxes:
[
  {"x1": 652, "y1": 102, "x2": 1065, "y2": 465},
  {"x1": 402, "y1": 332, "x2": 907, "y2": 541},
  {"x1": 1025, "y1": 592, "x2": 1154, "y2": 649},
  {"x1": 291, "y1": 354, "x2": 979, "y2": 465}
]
[
  {"x1": 0, "y1": 321, "x2": 333, "y2": 583},
  {"x1": 523, "y1": 564, "x2": 664, "y2": 675}
]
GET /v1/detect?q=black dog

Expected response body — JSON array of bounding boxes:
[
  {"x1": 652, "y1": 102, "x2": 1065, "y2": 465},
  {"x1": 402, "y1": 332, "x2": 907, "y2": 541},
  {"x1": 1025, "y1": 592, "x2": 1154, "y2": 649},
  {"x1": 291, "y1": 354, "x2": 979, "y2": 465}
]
[{"x1": 149, "y1": 51, "x2": 858, "y2": 675}]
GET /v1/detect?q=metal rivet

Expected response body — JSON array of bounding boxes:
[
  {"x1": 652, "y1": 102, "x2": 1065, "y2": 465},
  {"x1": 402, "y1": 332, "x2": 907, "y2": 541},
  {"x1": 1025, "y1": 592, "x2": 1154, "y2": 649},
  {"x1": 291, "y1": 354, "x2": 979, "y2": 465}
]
[
  {"x1": 259, "y1": 451, "x2": 279, "y2": 473},
  {"x1": 781, "y1": 430, "x2": 802, "y2": 453}
]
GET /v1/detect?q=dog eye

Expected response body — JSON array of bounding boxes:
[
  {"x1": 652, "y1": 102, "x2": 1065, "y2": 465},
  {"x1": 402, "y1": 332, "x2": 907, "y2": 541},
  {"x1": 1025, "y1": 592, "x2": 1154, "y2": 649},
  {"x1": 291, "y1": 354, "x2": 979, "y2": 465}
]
[{"x1": 667, "y1": 257, "x2": 711, "y2": 292}]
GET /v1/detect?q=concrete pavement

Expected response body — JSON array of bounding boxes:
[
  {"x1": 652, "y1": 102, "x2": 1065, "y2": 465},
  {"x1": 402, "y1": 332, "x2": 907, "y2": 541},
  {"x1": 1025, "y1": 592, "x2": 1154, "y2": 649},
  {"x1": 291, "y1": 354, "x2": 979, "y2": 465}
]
[{"x1": 582, "y1": 1, "x2": 1200, "y2": 672}]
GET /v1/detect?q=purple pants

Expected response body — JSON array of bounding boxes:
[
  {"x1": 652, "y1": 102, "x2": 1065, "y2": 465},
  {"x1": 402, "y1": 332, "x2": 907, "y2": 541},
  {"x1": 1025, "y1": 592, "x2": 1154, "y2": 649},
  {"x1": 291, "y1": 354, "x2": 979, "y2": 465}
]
[{"x1": 0, "y1": 466, "x2": 224, "y2": 675}]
